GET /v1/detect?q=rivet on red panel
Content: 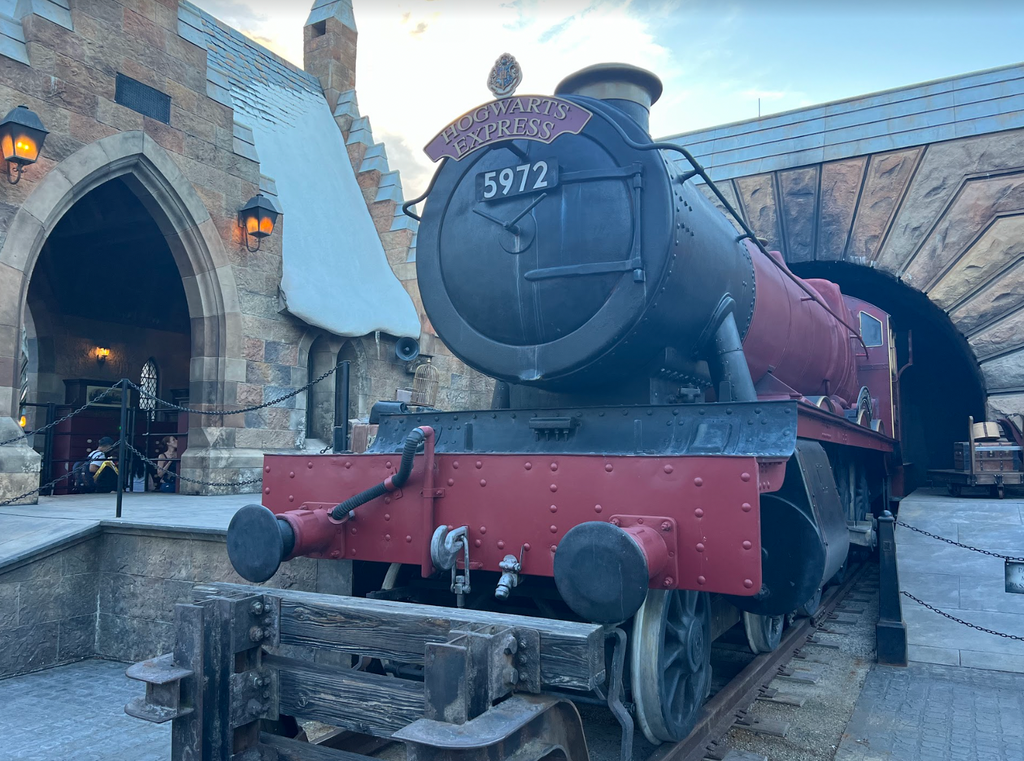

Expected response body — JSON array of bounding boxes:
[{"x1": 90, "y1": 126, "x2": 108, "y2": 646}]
[
  {"x1": 550, "y1": 505, "x2": 557, "y2": 513},
  {"x1": 480, "y1": 479, "x2": 487, "y2": 487},
  {"x1": 386, "y1": 461, "x2": 393, "y2": 469},
  {"x1": 594, "y1": 504, "x2": 603, "y2": 513},
  {"x1": 550, "y1": 545, "x2": 557, "y2": 552},
  {"x1": 611, "y1": 518, "x2": 620, "y2": 527},
  {"x1": 743, "y1": 540, "x2": 752, "y2": 549},
  {"x1": 307, "y1": 462, "x2": 313, "y2": 469},
  {"x1": 550, "y1": 462, "x2": 558, "y2": 471},
  {"x1": 345, "y1": 462, "x2": 351, "y2": 469},
  {"x1": 664, "y1": 464, "x2": 673, "y2": 474},
  {"x1": 696, "y1": 543, "x2": 704, "y2": 552},
  {"x1": 741, "y1": 472, "x2": 751, "y2": 482},
  {"x1": 663, "y1": 577, "x2": 674, "y2": 587},
  {"x1": 264, "y1": 466, "x2": 271, "y2": 473},
  {"x1": 263, "y1": 487, "x2": 270, "y2": 494},
  {"x1": 637, "y1": 518, "x2": 644, "y2": 525},
  {"x1": 742, "y1": 502, "x2": 752, "y2": 512},
  {"x1": 498, "y1": 541, "x2": 505, "y2": 549},
  {"x1": 524, "y1": 462, "x2": 532, "y2": 470},
  {"x1": 475, "y1": 539, "x2": 482, "y2": 547},
  {"x1": 475, "y1": 461, "x2": 483, "y2": 469},
  {"x1": 351, "y1": 527, "x2": 357, "y2": 535},
  {"x1": 694, "y1": 477, "x2": 703, "y2": 487},
  {"x1": 453, "y1": 461, "x2": 460, "y2": 469},
  {"x1": 331, "y1": 551, "x2": 340, "y2": 558},
  {"x1": 549, "y1": 525, "x2": 557, "y2": 533},
  {"x1": 289, "y1": 471, "x2": 295, "y2": 478},
  {"x1": 288, "y1": 495, "x2": 294, "y2": 502},
  {"x1": 605, "y1": 464, "x2": 613, "y2": 472},
  {"x1": 384, "y1": 513, "x2": 391, "y2": 521},
  {"x1": 524, "y1": 543, "x2": 531, "y2": 551},
  {"x1": 744, "y1": 579, "x2": 754, "y2": 588},
  {"x1": 550, "y1": 484, "x2": 557, "y2": 492},
  {"x1": 406, "y1": 536, "x2": 412, "y2": 543},
  {"x1": 385, "y1": 534, "x2": 391, "y2": 541},
  {"x1": 480, "y1": 526, "x2": 487, "y2": 534},
  {"x1": 384, "y1": 497, "x2": 391, "y2": 504},
  {"x1": 694, "y1": 508, "x2": 704, "y2": 517},
  {"x1": 697, "y1": 575, "x2": 706, "y2": 585}
]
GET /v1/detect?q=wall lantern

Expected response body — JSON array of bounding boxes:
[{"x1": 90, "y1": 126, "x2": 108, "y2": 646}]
[
  {"x1": 238, "y1": 193, "x2": 281, "y2": 252},
  {"x1": 18, "y1": 414, "x2": 27, "y2": 428},
  {"x1": 96, "y1": 347, "x2": 110, "y2": 364},
  {"x1": 0, "y1": 105, "x2": 48, "y2": 185}
]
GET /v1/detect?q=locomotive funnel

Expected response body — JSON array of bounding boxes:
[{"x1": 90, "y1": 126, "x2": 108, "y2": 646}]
[{"x1": 556, "y1": 63, "x2": 662, "y2": 131}]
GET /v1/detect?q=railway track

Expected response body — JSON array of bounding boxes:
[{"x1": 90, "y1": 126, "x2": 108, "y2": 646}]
[{"x1": 650, "y1": 562, "x2": 874, "y2": 761}]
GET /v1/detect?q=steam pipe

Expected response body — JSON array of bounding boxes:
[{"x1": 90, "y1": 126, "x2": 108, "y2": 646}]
[{"x1": 330, "y1": 427, "x2": 431, "y2": 520}]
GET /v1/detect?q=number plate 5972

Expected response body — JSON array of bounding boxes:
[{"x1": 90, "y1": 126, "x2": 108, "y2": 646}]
[{"x1": 478, "y1": 160, "x2": 558, "y2": 202}]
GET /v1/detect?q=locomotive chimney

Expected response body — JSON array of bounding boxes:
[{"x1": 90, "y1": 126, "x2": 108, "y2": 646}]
[{"x1": 555, "y1": 63, "x2": 663, "y2": 132}]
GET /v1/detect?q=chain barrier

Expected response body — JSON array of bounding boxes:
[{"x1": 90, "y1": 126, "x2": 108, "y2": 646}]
[
  {"x1": 896, "y1": 519, "x2": 1024, "y2": 563},
  {"x1": 0, "y1": 381, "x2": 123, "y2": 448},
  {"x1": 124, "y1": 441, "x2": 262, "y2": 488},
  {"x1": 0, "y1": 437, "x2": 122, "y2": 507},
  {"x1": 900, "y1": 590, "x2": 1024, "y2": 642},
  {"x1": 126, "y1": 363, "x2": 341, "y2": 417}
]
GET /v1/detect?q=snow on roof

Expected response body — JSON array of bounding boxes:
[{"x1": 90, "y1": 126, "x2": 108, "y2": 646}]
[{"x1": 178, "y1": 1, "x2": 420, "y2": 339}]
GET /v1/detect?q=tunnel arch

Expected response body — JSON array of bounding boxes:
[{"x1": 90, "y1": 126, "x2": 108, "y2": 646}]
[{"x1": 791, "y1": 261, "x2": 987, "y2": 490}]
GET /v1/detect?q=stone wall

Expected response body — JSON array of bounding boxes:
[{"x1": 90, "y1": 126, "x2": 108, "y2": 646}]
[
  {"x1": 694, "y1": 127, "x2": 1024, "y2": 418},
  {"x1": 0, "y1": 525, "x2": 352, "y2": 677}
]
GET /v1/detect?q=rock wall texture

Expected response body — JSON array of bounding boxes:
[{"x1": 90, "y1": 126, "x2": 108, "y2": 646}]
[
  {"x1": 0, "y1": 526, "x2": 349, "y2": 677},
  {"x1": 695, "y1": 127, "x2": 1024, "y2": 418}
]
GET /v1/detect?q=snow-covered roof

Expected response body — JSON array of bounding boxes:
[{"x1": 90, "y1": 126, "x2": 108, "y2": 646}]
[{"x1": 178, "y1": 1, "x2": 420, "y2": 339}]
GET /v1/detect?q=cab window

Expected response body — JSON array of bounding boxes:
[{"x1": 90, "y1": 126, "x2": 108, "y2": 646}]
[{"x1": 859, "y1": 312, "x2": 883, "y2": 347}]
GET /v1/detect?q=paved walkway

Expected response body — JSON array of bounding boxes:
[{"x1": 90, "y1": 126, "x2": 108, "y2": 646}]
[
  {"x1": 836, "y1": 662, "x2": 1024, "y2": 761},
  {"x1": 0, "y1": 659, "x2": 167, "y2": 761},
  {"x1": 0, "y1": 492, "x2": 250, "y2": 570},
  {"x1": 896, "y1": 487, "x2": 1024, "y2": 673}
]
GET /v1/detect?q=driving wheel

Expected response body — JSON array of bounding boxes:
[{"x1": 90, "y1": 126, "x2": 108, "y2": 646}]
[
  {"x1": 743, "y1": 611, "x2": 784, "y2": 653},
  {"x1": 631, "y1": 589, "x2": 712, "y2": 744}
]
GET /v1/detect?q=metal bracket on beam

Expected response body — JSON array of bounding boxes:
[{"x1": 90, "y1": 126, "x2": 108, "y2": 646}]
[
  {"x1": 124, "y1": 653, "x2": 194, "y2": 724},
  {"x1": 230, "y1": 669, "x2": 280, "y2": 729}
]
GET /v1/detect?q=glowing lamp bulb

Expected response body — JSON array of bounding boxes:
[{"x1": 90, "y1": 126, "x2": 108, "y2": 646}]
[{"x1": 18, "y1": 415, "x2": 27, "y2": 428}]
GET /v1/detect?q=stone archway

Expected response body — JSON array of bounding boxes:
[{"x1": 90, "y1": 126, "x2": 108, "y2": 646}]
[{"x1": 0, "y1": 131, "x2": 249, "y2": 500}]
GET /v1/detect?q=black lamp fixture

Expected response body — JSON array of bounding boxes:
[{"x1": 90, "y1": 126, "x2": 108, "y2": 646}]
[
  {"x1": 237, "y1": 193, "x2": 281, "y2": 252},
  {"x1": 0, "y1": 105, "x2": 48, "y2": 185}
]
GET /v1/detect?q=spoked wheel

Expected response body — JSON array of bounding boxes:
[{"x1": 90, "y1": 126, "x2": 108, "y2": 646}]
[
  {"x1": 742, "y1": 611, "x2": 784, "y2": 653},
  {"x1": 796, "y1": 587, "x2": 822, "y2": 618},
  {"x1": 631, "y1": 590, "x2": 712, "y2": 744}
]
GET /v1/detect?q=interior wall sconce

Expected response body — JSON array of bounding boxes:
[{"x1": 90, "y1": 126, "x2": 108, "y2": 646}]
[
  {"x1": 237, "y1": 193, "x2": 281, "y2": 252},
  {"x1": 96, "y1": 347, "x2": 110, "y2": 364},
  {"x1": 0, "y1": 105, "x2": 48, "y2": 185}
]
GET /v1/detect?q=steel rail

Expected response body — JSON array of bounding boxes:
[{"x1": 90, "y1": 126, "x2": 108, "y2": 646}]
[{"x1": 648, "y1": 562, "x2": 869, "y2": 761}]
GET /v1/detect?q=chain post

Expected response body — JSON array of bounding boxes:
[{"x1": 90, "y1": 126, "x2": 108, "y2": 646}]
[
  {"x1": 876, "y1": 510, "x2": 908, "y2": 666},
  {"x1": 116, "y1": 377, "x2": 128, "y2": 519}
]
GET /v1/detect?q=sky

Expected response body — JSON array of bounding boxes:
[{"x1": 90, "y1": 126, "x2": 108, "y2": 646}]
[{"x1": 194, "y1": 0, "x2": 1024, "y2": 197}]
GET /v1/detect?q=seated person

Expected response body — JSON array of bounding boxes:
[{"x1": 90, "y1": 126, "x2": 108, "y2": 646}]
[{"x1": 86, "y1": 436, "x2": 119, "y2": 493}]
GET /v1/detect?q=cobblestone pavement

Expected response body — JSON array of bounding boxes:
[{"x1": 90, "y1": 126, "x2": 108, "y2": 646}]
[
  {"x1": 835, "y1": 662, "x2": 1024, "y2": 761},
  {"x1": 0, "y1": 659, "x2": 168, "y2": 761}
]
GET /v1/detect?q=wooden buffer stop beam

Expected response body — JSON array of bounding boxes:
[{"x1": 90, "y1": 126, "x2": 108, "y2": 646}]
[{"x1": 125, "y1": 583, "x2": 604, "y2": 761}]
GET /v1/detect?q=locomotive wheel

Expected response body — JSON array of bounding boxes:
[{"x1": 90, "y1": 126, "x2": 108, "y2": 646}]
[
  {"x1": 742, "y1": 611, "x2": 784, "y2": 653},
  {"x1": 796, "y1": 587, "x2": 822, "y2": 618},
  {"x1": 631, "y1": 589, "x2": 712, "y2": 744}
]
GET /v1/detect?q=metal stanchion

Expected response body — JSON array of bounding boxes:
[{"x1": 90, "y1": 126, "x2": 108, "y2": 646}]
[
  {"x1": 116, "y1": 378, "x2": 128, "y2": 519},
  {"x1": 876, "y1": 510, "x2": 908, "y2": 666},
  {"x1": 333, "y1": 360, "x2": 351, "y2": 453}
]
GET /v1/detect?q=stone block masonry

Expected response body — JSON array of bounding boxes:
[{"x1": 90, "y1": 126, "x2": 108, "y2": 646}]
[{"x1": 0, "y1": 525, "x2": 353, "y2": 677}]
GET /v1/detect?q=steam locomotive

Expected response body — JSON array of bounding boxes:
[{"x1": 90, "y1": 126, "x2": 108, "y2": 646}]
[{"x1": 227, "y1": 63, "x2": 898, "y2": 743}]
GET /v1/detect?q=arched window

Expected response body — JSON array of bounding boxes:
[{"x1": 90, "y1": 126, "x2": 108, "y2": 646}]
[{"x1": 139, "y1": 358, "x2": 159, "y2": 412}]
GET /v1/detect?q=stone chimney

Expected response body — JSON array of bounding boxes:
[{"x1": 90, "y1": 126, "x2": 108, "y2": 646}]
[{"x1": 304, "y1": 0, "x2": 358, "y2": 112}]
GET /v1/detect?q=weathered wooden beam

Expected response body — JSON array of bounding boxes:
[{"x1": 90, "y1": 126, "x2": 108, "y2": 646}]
[
  {"x1": 260, "y1": 732, "x2": 375, "y2": 761},
  {"x1": 267, "y1": 653, "x2": 424, "y2": 736},
  {"x1": 194, "y1": 582, "x2": 604, "y2": 691}
]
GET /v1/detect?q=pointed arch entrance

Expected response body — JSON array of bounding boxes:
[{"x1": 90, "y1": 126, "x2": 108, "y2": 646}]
[{"x1": 0, "y1": 131, "x2": 249, "y2": 499}]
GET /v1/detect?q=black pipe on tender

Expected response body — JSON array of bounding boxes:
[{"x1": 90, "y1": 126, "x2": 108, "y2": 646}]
[{"x1": 330, "y1": 427, "x2": 427, "y2": 520}]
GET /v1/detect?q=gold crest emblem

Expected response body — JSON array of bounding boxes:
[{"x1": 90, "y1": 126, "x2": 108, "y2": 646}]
[{"x1": 487, "y1": 53, "x2": 522, "y2": 99}]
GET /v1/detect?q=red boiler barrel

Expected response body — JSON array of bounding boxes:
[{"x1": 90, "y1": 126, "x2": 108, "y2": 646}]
[{"x1": 741, "y1": 242, "x2": 859, "y2": 406}]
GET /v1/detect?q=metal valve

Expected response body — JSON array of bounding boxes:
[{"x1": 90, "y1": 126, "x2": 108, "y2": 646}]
[
  {"x1": 495, "y1": 554, "x2": 522, "y2": 600},
  {"x1": 431, "y1": 525, "x2": 471, "y2": 607}
]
